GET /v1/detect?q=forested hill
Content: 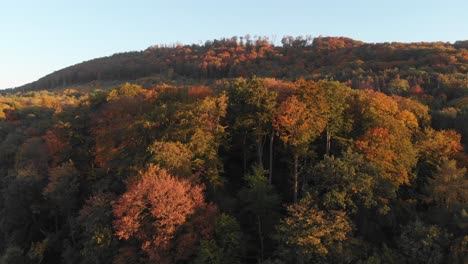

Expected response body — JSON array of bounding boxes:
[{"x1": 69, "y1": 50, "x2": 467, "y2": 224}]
[
  {"x1": 12, "y1": 36, "x2": 468, "y2": 97},
  {"x1": 1, "y1": 36, "x2": 468, "y2": 263}
]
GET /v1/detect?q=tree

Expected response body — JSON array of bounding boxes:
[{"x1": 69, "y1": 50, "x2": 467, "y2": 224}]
[
  {"x1": 393, "y1": 96, "x2": 431, "y2": 128},
  {"x1": 238, "y1": 166, "x2": 281, "y2": 261},
  {"x1": 91, "y1": 85, "x2": 152, "y2": 173},
  {"x1": 322, "y1": 81, "x2": 352, "y2": 156},
  {"x1": 355, "y1": 127, "x2": 417, "y2": 188},
  {"x1": 44, "y1": 161, "x2": 80, "y2": 219},
  {"x1": 398, "y1": 220, "x2": 451, "y2": 264},
  {"x1": 1, "y1": 177, "x2": 44, "y2": 248},
  {"x1": 273, "y1": 95, "x2": 326, "y2": 203},
  {"x1": 346, "y1": 90, "x2": 418, "y2": 138},
  {"x1": 307, "y1": 150, "x2": 386, "y2": 215},
  {"x1": 148, "y1": 141, "x2": 193, "y2": 178},
  {"x1": 106, "y1": 82, "x2": 144, "y2": 101},
  {"x1": 429, "y1": 159, "x2": 468, "y2": 209},
  {"x1": 226, "y1": 78, "x2": 277, "y2": 177},
  {"x1": 112, "y1": 164, "x2": 211, "y2": 263},
  {"x1": 0, "y1": 246, "x2": 28, "y2": 264},
  {"x1": 42, "y1": 129, "x2": 71, "y2": 166},
  {"x1": 386, "y1": 76, "x2": 410, "y2": 95},
  {"x1": 275, "y1": 195, "x2": 352, "y2": 263},
  {"x1": 193, "y1": 213, "x2": 244, "y2": 264},
  {"x1": 188, "y1": 94, "x2": 228, "y2": 189},
  {"x1": 15, "y1": 137, "x2": 48, "y2": 180},
  {"x1": 0, "y1": 103, "x2": 12, "y2": 120},
  {"x1": 418, "y1": 128, "x2": 463, "y2": 169},
  {"x1": 43, "y1": 161, "x2": 80, "y2": 238},
  {"x1": 78, "y1": 192, "x2": 117, "y2": 264}
]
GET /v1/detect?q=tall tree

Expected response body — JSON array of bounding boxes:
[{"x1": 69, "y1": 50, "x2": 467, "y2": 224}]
[
  {"x1": 189, "y1": 94, "x2": 228, "y2": 189},
  {"x1": 238, "y1": 166, "x2": 281, "y2": 261},
  {"x1": 43, "y1": 161, "x2": 80, "y2": 237},
  {"x1": 78, "y1": 192, "x2": 118, "y2": 264},
  {"x1": 273, "y1": 91, "x2": 327, "y2": 203},
  {"x1": 322, "y1": 81, "x2": 352, "y2": 156},
  {"x1": 429, "y1": 159, "x2": 468, "y2": 209},
  {"x1": 226, "y1": 78, "x2": 277, "y2": 175}
]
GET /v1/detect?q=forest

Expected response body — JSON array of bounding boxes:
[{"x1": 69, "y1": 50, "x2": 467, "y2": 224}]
[{"x1": 0, "y1": 36, "x2": 467, "y2": 263}]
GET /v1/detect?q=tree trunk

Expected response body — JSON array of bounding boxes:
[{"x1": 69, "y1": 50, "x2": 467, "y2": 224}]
[
  {"x1": 55, "y1": 214, "x2": 59, "y2": 233},
  {"x1": 257, "y1": 215, "x2": 264, "y2": 262},
  {"x1": 242, "y1": 133, "x2": 247, "y2": 175},
  {"x1": 326, "y1": 125, "x2": 331, "y2": 156},
  {"x1": 269, "y1": 132, "x2": 274, "y2": 184},
  {"x1": 293, "y1": 154, "x2": 299, "y2": 204},
  {"x1": 68, "y1": 216, "x2": 76, "y2": 246},
  {"x1": 256, "y1": 139, "x2": 264, "y2": 169}
]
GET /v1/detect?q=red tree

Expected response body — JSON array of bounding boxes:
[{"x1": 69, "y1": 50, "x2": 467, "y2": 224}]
[{"x1": 112, "y1": 164, "x2": 213, "y2": 263}]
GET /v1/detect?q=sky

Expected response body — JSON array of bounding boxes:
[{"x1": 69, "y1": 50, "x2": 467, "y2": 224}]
[{"x1": 1, "y1": 0, "x2": 467, "y2": 89}]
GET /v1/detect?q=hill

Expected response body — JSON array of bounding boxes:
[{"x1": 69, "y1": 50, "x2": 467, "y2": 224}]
[
  {"x1": 0, "y1": 36, "x2": 467, "y2": 263},
  {"x1": 10, "y1": 36, "x2": 468, "y2": 98}
]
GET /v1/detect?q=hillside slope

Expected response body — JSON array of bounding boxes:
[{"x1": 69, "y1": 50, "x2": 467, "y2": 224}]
[{"x1": 11, "y1": 36, "x2": 468, "y2": 98}]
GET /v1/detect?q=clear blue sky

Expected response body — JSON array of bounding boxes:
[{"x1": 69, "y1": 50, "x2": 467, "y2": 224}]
[{"x1": 1, "y1": 0, "x2": 467, "y2": 89}]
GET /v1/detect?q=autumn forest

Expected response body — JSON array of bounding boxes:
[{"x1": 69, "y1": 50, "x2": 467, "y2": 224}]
[{"x1": 0, "y1": 36, "x2": 467, "y2": 263}]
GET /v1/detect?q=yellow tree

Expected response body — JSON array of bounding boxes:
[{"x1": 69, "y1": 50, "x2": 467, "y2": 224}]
[
  {"x1": 276, "y1": 195, "x2": 352, "y2": 263},
  {"x1": 322, "y1": 81, "x2": 353, "y2": 156},
  {"x1": 355, "y1": 127, "x2": 417, "y2": 188},
  {"x1": 429, "y1": 159, "x2": 467, "y2": 209}
]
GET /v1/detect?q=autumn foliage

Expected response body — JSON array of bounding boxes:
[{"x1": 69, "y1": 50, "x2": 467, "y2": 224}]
[
  {"x1": 0, "y1": 36, "x2": 467, "y2": 263},
  {"x1": 112, "y1": 164, "x2": 212, "y2": 262}
]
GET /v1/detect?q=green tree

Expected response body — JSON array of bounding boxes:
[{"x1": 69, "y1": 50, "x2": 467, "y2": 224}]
[
  {"x1": 322, "y1": 81, "x2": 352, "y2": 156},
  {"x1": 307, "y1": 150, "x2": 388, "y2": 215},
  {"x1": 43, "y1": 161, "x2": 80, "y2": 223},
  {"x1": 106, "y1": 83, "x2": 144, "y2": 101},
  {"x1": 148, "y1": 141, "x2": 193, "y2": 178},
  {"x1": 78, "y1": 192, "x2": 118, "y2": 264},
  {"x1": 0, "y1": 246, "x2": 28, "y2": 264},
  {"x1": 189, "y1": 94, "x2": 228, "y2": 189},
  {"x1": 398, "y1": 220, "x2": 451, "y2": 264},
  {"x1": 386, "y1": 76, "x2": 410, "y2": 95},
  {"x1": 238, "y1": 166, "x2": 281, "y2": 262},
  {"x1": 226, "y1": 78, "x2": 277, "y2": 177},
  {"x1": 193, "y1": 213, "x2": 244, "y2": 264}
]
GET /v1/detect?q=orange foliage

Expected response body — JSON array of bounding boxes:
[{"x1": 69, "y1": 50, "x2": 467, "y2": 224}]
[
  {"x1": 273, "y1": 96, "x2": 314, "y2": 151},
  {"x1": 113, "y1": 164, "x2": 213, "y2": 263},
  {"x1": 187, "y1": 85, "x2": 214, "y2": 99},
  {"x1": 355, "y1": 127, "x2": 416, "y2": 186},
  {"x1": 91, "y1": 93, "x2": 152, "y2": 169},
  {"x1": 410, "y1": 84, "x2": 424, "y2": 95},
  {"x1": 418, "y1": 129, "x2": 463, "y2": 166},
  {"x1": 42, "y1": 130, "x2": 69, "y2": 165}
]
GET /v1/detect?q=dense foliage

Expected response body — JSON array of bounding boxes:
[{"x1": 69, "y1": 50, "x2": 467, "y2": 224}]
[{"x1": 0, "y1": 36, "x2": 467, "y2": 263}]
